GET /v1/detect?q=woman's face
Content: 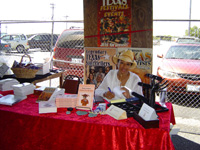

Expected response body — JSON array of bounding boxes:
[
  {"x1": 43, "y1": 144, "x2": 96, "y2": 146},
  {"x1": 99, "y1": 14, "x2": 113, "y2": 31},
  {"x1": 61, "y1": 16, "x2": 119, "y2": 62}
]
[
  {"x1": 89, "y1": 73, "x2": 94, "y2": 79},
  {"x1": 118, "y1": 60, "x2": 132, "y2": 74}
]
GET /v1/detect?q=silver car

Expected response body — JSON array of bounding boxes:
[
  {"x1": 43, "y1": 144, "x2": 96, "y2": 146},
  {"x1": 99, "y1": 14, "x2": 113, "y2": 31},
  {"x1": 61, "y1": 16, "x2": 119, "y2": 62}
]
[{"x1": 1, "y1": 34, "x2": 29, "y2": 53}]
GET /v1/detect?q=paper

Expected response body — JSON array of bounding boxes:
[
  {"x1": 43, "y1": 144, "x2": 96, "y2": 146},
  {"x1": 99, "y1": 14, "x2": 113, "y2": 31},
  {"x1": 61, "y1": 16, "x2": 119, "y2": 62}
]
[
  {"x1": 106, "y1": 105, "x2": 127, "y2": 120},
  {"x1": 139, "y1": 103, "x2": 158, "y2": 121},
  {"x1": 113, "y1": 86, "x2": 126, "y2": 99}
]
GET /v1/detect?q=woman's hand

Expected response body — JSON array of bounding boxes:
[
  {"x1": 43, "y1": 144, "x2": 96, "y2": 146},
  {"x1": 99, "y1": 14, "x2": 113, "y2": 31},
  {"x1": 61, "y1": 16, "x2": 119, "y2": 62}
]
[
  {"x1": 121, "y1": 87, "x2": 131, "y2": 99},
  {"x1": 103, "y1": 91, "x2": 115, "y2": 99}
]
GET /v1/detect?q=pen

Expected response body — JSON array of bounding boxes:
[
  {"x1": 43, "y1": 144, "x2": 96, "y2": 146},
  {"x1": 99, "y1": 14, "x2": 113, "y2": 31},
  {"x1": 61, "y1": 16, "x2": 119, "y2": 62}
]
[{"x1": 108, "y1": 87, "x2": 112, "y2": 92}]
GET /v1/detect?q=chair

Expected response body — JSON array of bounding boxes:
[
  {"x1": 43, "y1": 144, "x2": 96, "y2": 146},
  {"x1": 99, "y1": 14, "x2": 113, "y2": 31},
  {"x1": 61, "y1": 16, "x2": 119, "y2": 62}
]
[{"x1": 62, "y1": 75, "x2": 81, "y2": 94}]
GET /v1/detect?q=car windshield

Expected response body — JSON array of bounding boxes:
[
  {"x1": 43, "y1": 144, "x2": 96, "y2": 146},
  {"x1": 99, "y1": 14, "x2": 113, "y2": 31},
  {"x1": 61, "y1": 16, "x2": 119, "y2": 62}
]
[
  {"x1": 56, "y1": 30, "x2": 84, "y2": 49},
  {"x1": 165, "y1": 45, "x2": 200, "y2": 60},
  {"x1": 177, "y1": 38, "x2": 196, "y2": 43}
]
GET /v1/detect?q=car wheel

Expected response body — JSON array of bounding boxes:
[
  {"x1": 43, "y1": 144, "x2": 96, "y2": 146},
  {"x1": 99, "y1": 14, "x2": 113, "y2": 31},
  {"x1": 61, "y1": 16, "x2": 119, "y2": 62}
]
[{"x1": 16, "y1": 45, "x2": 25, "y2": 53}]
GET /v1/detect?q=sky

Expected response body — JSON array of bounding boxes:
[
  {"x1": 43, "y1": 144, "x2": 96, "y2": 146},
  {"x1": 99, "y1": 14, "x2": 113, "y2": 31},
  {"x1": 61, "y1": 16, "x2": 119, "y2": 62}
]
[{"x1": 1, "y1": 0, "x2": 200, "y2": 36}]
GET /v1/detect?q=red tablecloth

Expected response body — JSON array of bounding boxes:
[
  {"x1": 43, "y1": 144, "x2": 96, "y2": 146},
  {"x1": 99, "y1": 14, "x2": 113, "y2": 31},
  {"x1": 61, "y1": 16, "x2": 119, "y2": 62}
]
[{"x1": 0, "y1": 91, "x2": 175, "y2": 150}]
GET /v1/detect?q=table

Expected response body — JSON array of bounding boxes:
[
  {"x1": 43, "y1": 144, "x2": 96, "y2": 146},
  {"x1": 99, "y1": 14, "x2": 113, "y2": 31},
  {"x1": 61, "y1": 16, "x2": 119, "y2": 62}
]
[
  {"x1": 0, "y1": 71, "x2": 64, "y2": 87},
  {"x1": 0, "y1": 91, "x2": 176, "y2": 150}
]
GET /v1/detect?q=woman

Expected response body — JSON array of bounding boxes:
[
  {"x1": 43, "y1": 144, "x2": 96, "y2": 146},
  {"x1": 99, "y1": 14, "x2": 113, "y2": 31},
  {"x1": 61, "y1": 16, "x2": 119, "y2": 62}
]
[
  {"x1": 86, "y1": 73, "x2": 96, "y2": 86},
  {"x1": 95, "y1": 50, "x2": 143, "y2": 101}
]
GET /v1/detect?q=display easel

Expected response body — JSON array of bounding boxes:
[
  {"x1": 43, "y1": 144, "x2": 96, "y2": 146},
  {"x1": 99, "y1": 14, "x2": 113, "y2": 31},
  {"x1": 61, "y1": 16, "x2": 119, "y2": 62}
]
[{"x1": 132, "y1": 74, "x2": 169, "y2": 113}]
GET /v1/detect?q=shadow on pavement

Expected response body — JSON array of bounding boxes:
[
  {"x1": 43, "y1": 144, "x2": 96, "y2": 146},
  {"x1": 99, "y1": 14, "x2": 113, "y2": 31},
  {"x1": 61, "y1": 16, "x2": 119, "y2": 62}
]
[{"x1": 172, "y1": 135, "x2": 200, "y2": 150}]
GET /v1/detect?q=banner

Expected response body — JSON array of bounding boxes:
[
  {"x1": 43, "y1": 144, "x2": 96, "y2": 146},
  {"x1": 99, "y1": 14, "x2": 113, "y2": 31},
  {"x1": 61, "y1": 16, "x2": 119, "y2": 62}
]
[
  {"x1": 97, "y1": 0, "x2": 132, "y2": 47},
  {"x1": 118, "y1": 48, "x2": 152, "y2": 84}
]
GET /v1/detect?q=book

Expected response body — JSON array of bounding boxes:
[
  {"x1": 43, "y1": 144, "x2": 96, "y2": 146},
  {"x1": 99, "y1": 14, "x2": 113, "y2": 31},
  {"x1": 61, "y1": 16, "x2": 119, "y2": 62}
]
[
  {"x1": 39, "y1": 101, "x2": 57, "y2": 114},
  {"x1": 36, "y1": 87, "x2": 65, "y2": 103},
  {"x1": 76, "y1": 84, "x2": 95, "y2": 110},
  {"x1": 0, "y1": 94, "x2": 27, "y2": 106},
  {"x1": 56, "y1": 94, "x2": 78, "y2": 108}
]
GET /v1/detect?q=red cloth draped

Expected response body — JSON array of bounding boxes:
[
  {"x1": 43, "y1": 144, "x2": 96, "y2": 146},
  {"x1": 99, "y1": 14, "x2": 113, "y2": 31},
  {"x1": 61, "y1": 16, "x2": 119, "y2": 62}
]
[{"x1": 0, "y1": 92, "x2": 175, "y2": 150}]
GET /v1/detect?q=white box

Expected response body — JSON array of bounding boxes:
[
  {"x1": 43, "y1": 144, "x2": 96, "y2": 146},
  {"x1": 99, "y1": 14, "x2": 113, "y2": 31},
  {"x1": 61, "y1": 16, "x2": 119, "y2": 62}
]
[{"x1": 35, "y1": 57, "x2": 51, "y2": 75}]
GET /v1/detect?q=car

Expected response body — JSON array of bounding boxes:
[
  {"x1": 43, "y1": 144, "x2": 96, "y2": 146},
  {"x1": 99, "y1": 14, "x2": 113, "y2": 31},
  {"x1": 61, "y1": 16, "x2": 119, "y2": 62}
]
[
  {"x1": 0, "y1": 34, "x2": 29, "y2": 53},
  {"x1": 0, "y1": 40, "x2": 11, "y2": 51},
  {"x1": 28, "y1": 33, "x2": 59, "y2": 51},
  {"x1": 157, "y1": 43, "x2": 200, "y2": 107},
  {"x1": 153, "y1": 39, "x2": 160, "y2": 45},
  {"x1": 53, "y1": 29, "x2": 84, "y2": 80},
  {"x1": 176, "y1": 36, "x2": 200, "y2": 44}
]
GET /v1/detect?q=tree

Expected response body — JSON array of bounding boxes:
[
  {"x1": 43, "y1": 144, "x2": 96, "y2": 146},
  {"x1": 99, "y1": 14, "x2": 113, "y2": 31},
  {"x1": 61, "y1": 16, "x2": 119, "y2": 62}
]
[{"x1": 185, "y1": 26, "x2": 200, "y2": 38}]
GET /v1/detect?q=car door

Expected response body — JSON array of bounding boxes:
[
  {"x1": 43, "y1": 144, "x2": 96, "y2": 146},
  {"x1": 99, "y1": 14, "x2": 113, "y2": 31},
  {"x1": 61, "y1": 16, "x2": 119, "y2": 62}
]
[{"x1": 2, "y1": 35, "x2": 18, "y2": 49}]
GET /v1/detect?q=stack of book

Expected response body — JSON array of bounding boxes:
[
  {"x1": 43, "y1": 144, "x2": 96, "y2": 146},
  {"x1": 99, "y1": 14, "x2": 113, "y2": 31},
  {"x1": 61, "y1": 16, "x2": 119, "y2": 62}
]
[
  {"x1": 12, "y1": 83, "x2": 35, "y2": 97},
  {"x1": 0, "y1": 94, "x2": 27, "y2": 106},
  {"x1": 0, "y1": 78, "x2": 20, "y2": 91},
  {"x1": 56, "y1": 94, "x2": 78, "y2": 108}
]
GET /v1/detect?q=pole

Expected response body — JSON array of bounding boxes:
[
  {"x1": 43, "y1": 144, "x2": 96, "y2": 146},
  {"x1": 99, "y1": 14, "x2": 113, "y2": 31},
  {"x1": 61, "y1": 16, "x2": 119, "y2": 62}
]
[
  {"x1": 50, "y1": 3, "x2": 55, "y2": 86},
  {"x1": 188, "y1": 0, "x2": 192, "y2": 36},
  {"x1": 50, "y1": 3, "x2": 54, "y2": 54},
  {"x1": 64, "y1": 15, "x2": 69, "y2": 29}
]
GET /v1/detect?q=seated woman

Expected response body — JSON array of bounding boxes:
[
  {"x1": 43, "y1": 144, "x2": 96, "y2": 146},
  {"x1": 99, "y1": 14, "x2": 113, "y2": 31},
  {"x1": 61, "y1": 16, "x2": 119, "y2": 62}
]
[{"x1": 95, "y1": 50, "x2": 143, "y2": 101}]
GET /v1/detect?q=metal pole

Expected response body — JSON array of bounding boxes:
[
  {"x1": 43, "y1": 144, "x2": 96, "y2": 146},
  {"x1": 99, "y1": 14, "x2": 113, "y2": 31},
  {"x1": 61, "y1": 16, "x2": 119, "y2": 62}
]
[
  {"x1": 50, "y1": 3, "x2": 55, "y2": 86},
  {"x1": 188, "y1": 0, "x2": 192, "y2": 36},
  {"x1": 50, "y1": 3, "x2": 54, "y2": 55}
]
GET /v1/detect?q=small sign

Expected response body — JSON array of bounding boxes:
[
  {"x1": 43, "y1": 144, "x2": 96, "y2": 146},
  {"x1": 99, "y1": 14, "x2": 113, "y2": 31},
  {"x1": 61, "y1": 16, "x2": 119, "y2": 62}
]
[
  {"x1": 139, "y1": 103, "x2": 158, "y2": 121},
  {"x1": 106, "y1": 105, "x2": 127, "y2": 120}
]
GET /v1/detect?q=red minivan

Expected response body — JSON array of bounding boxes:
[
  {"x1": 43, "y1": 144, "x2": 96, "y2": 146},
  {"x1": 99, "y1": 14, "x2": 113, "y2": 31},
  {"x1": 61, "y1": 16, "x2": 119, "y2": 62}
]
[{"x1": 53, "y1": 29, "x2": 84, "y2": 79}]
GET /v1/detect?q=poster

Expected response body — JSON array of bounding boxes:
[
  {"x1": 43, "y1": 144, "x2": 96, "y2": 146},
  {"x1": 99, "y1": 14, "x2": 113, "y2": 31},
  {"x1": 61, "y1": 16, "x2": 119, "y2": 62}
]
[
  {"x1": 97, "y1": 0, "x2": 132, "y2": 47},
  {"x1": 84, "y1": 47, "x2": 117, "y2": 89},
  {"x1": 118, "y1": 48, "x2": 152, "y2": 84}
]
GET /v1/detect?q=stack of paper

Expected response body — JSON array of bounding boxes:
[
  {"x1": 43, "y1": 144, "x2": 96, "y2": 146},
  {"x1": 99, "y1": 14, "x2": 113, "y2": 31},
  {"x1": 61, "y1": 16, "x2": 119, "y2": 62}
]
[
  {"x1": 39, "y1": 101, "x2": 57, "y2": 114},
  {"x1": 12, "y1": 83, "x2": 36, "y2": 97},
  {"x1": 56, "y1": 94, "x2": 78, "y2": 108},
  {"x1": 0, "y1": 78, "x2": 20, "y2": 91}
]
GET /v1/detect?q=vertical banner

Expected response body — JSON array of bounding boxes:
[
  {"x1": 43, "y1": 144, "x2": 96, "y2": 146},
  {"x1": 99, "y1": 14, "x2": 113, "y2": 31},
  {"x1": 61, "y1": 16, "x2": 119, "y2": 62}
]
[
  {"x1": 84, "y1": 47, "x2": 117, "y2": 89},
  {"x1": 97, "y1": 0, "x2": 132, "y2": 47},
  {"x1": 118, "y1": 48, "x2": 152, "y2": 84}
]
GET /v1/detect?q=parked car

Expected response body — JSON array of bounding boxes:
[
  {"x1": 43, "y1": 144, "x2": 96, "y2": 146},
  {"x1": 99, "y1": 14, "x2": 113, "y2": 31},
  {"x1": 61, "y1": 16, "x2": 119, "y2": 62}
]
[
  {"x1": 0, "y1": 34, "x2": 29, "y2": 53},
  {"x1": 176, "y1": 36, "x2": 200, "y2": 44},
  {"x1": 53, "y1": 29, "x2": 84, "y2": 79},
  {"x1": 0, "y1": 40, "x2": 11, "y2": 51},
  {"x1": 28, "y1": 33, "x2": 59, "y2": 51},
  {"x1": 157, "y1": 43, "x2": 200, "y2": 107}
]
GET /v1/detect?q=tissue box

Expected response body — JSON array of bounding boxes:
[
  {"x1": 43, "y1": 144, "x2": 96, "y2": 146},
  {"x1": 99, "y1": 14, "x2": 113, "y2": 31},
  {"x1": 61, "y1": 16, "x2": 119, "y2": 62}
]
[
  {"x1": 12, "y1": 83, "x2": 36, "y2": 97},
  {"x1": 35, "y1": 58, "x2": 50, "y2": 75}
]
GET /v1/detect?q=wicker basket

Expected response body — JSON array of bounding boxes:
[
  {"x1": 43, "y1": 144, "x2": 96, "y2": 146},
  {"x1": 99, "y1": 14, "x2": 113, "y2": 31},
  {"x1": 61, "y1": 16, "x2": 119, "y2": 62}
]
[{"x1": 11, "y1": 54, "x2": 40, "y2": 79}]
